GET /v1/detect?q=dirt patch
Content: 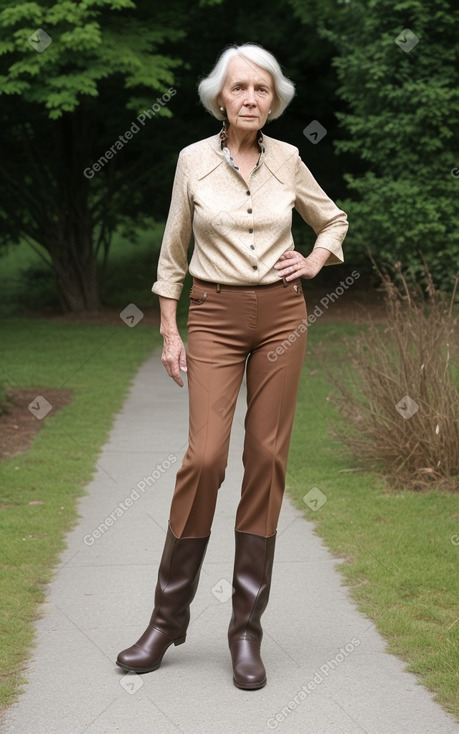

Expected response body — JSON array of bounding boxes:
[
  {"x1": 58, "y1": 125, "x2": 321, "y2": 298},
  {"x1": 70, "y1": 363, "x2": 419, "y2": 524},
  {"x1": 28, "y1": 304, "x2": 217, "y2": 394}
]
[{"x1": 0, "y1": 388, "x2": 73, "y2": 461}]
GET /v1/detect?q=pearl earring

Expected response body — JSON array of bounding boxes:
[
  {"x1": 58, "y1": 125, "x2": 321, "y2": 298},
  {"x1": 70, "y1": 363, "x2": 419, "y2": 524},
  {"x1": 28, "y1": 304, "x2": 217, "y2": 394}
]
[{"x1": 219, "y1": 106, "x2": 225, "y2": 112}]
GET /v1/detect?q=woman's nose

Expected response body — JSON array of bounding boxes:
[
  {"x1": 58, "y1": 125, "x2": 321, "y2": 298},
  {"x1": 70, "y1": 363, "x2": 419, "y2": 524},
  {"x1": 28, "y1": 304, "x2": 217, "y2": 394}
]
[{"x1": 244, "y1": 88, "x2": 256, "y2": 105}]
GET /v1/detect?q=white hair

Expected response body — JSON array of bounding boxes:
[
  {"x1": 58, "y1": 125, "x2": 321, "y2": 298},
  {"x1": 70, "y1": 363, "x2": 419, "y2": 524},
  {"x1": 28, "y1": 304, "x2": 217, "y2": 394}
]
[{"x1": 198, "y1": 43, "x2": 295, "y2": 121}]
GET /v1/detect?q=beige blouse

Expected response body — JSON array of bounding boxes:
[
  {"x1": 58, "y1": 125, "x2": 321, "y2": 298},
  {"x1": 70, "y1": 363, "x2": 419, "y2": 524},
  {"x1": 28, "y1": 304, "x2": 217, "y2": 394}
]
[{"x1": 152, "y1": 131, "x2": 348, "y2": 300}]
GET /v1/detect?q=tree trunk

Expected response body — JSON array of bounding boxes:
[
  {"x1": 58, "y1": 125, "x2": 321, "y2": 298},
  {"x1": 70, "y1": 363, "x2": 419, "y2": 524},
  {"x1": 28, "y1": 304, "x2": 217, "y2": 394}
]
[
  {"x1": 51, "y1": 249, "x2": 101, "y2": 312},
  {"x1": 46, "y1": 111, "x2": 103, "y2": 312},
  {"x1": 47, "y1": 225, "x2": 101, "y2": 312}
]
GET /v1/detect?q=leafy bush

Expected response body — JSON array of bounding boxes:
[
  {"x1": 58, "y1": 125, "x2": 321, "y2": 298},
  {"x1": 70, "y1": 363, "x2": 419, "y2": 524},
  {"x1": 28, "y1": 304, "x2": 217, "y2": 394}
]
[{"x1": 326, "y1": 264, "x2": 459, "y2": 491}]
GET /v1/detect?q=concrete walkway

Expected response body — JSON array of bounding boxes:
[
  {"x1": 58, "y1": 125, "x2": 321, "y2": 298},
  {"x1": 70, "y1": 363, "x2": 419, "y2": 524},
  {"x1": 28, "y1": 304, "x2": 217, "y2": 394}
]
[{"x1": 3, "y1": 351, "x2": 458, "y2": 734}]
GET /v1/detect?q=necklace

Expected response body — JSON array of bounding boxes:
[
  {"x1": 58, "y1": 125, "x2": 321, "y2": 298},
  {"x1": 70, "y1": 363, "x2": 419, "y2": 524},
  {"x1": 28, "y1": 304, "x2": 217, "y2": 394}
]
[{"x1": 219, "y1": 121, "x2": 265, "y2": 171}]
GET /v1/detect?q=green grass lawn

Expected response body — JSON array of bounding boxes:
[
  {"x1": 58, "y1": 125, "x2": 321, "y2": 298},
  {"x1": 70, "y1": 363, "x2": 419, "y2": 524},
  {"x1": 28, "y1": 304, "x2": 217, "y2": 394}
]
[
  {"x1": 0, "y1": 318, "x2": 156, "y2": 711},
  {"x1": 287, "y1": 322, "x2": 459, "y2": 719}
]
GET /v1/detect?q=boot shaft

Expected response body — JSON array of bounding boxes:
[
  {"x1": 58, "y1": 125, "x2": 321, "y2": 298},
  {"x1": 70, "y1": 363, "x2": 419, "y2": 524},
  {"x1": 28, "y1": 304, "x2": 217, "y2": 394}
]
[
  {"x1": 152, "y1": 526, "x2": 210, "y2": 636},
  {"x1": 228, "y1": 530, "x2": 276, "y2": 643},
  {"x1": 116, "y1": 526, "x2": 209, "y2": 673}
]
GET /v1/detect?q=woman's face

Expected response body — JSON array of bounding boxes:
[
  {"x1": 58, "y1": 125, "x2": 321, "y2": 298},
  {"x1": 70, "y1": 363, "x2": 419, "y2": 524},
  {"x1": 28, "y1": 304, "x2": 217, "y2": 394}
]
[{"x1": 217, "y1": 56, "x2": 275, "y2": 133}]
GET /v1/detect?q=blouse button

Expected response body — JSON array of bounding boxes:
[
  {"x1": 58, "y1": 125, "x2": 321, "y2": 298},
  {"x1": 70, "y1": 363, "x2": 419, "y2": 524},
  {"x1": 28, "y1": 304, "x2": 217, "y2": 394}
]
[
  {"x1": 250, "y1": 245, "x2": 255, "y2": 250},
  {"x1": 246, "y1": 190, "x2": 250, "y2": 196},
  {"x1": 247, "y1": 208, "x2": 252, "y2": 214},
  {"x1": 249, "y1": 228, "x2": 253, "y2": 234},
  {"x1": 252, "y1": 265, "x2": 258, "y2": 270}
]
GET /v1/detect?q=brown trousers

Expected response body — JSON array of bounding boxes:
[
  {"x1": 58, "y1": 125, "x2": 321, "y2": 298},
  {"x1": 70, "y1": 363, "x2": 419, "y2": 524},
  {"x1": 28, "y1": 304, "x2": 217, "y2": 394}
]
[{"x1": 168, "y1": 276, "x2": 307, "y2": 539}]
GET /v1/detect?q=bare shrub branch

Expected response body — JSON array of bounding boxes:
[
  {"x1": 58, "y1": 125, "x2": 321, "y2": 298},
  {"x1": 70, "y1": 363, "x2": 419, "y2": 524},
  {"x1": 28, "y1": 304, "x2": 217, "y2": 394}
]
[{"x1": 324, "y1": 263, "x2": 459, "y2": 491}]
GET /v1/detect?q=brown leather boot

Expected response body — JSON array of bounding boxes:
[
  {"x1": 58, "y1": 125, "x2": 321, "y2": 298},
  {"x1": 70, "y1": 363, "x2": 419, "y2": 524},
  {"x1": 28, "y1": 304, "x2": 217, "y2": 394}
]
[
  {"x1": 116, "y1": 525, "x2": 209, "y2": 673},
  {"x1": 228, "y1": 530, "x2": 276, "y2": 690}
]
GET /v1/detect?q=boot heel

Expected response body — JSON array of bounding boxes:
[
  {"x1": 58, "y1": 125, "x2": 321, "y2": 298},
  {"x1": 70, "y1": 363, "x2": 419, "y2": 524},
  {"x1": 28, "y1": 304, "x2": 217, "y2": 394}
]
[{"x1": 174, "y1": 635, "x2": 186, "y2": 646}]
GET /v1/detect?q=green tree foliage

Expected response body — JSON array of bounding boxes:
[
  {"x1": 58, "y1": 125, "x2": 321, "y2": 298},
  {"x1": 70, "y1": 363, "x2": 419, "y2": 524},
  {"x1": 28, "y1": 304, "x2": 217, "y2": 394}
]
[
  {"x1": 289, "y1": 0, "x2": 459, "y2": 289},
  {"x1": 0, "y1": 0, "x2": 186, "y2": 310}
]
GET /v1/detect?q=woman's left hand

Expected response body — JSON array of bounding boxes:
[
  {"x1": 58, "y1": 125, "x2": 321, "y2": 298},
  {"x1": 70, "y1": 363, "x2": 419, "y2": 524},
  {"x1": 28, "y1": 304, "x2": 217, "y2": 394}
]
[{"x1": 274, "y1": 249, "x2": 329, "y2": 281}]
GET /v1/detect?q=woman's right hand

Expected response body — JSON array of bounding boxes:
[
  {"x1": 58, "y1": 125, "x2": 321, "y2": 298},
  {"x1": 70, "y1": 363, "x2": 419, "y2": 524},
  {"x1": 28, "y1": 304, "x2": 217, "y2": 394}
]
[{"x1": 160, "y1": 332, "x2": 188, "y2": 387}]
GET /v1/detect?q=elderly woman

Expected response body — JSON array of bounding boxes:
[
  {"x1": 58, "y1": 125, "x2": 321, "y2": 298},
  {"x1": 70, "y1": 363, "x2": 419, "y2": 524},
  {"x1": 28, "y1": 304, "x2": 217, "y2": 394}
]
[{"x1": 117, "y1": 43, "x2": 348, "y2": 690}]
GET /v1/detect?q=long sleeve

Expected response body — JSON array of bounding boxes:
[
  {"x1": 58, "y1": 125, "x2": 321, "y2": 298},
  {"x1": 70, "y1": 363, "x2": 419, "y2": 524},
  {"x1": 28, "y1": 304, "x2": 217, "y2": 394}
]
[
  {"x1": 294, "y1": 156, "x2": 348, "y2": 265},
  {"x1": 152, "y1": 150, "x2": 193, "y2": 300}
]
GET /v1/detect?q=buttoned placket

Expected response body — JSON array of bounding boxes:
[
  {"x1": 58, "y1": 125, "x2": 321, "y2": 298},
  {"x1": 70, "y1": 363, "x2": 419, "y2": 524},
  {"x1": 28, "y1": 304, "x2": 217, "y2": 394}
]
[
  {"x1": 245, "y1": 181, "x2": 256, "y2": 270},
  {"x1": 222, "y1": 144, "x2": 266, "y2": 275}
]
